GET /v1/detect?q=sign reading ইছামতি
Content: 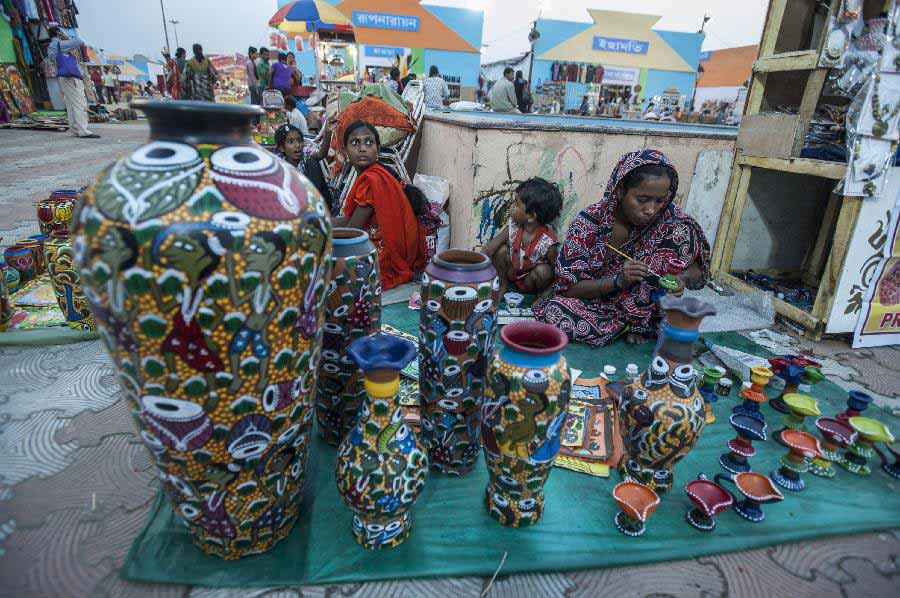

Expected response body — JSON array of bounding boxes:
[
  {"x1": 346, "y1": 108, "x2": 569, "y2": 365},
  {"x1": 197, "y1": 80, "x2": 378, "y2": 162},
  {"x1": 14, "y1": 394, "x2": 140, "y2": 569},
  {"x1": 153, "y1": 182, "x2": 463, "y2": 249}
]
[
  {"x1": 592, "y1": 36, "x2": 649, "y2": 55},
  {"x1": 353, "y1": 11, "x2": 420, "y2": 32}
]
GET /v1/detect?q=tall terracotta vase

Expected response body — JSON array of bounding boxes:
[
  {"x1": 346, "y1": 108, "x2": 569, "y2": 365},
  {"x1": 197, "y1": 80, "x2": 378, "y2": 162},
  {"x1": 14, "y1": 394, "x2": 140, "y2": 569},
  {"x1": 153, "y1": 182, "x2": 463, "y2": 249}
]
[
  {"x1": 336, "y1": 334, "x2": 428, "y2": 549},
  {"x1": 44, "y1": 231, "x2": 96, "y2": 331},
  {"x1": 608, "y1": 295, "x2": 716, "y2": 494},
  {"x1": 419, "y1": 249, "x2": 499, "y2": 475},
  {"x1": 316, "y1": 227, "x2": 381, "y2": 445},
  {"x1": 71, "y1": 100, "x2": 333, "y2": 559},
  {"x1": 481, "y1": 321, "x2": 570, "y2": 527}
]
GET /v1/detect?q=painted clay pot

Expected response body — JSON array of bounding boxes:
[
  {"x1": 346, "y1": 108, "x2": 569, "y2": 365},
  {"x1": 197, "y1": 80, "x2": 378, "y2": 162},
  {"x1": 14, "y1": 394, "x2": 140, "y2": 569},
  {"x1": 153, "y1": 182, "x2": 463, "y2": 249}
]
[
  {"x1": 608, "y1": 296, "x2": 716, "y2": 493},
  {"x1": 37, "y1": 191, "x2": 80, "y2": 234},
  {"x1": 4, "y1": 244, "x2": 36, "y2": 284},
  {"x1": 25, "y1": 234, "x2": 50, "y2": 275},
  {"x1": 419, "y1": 250, "x2": 499, "y2": 476},
  {"x1": 316, "y1": 228, "x2": 382, "y2": 445},
  {"x1": 482, "y1": 321, "x2": 570, "y2": 527},
  {"x1": 337, "y1": 334, "x2": 428, "y2": 549},
  {"x1": 0, "y1": 260, "x2": 11, "y2": 332},
  {"x1": 44, "y1": 231, "x2": 96, "y2": 331},
  {"x1": 4, "y1": 263, "x2": 20, "y2": 293},
  {"x1": 71, "y1": 100, "x2": 332, "y2": 559}
]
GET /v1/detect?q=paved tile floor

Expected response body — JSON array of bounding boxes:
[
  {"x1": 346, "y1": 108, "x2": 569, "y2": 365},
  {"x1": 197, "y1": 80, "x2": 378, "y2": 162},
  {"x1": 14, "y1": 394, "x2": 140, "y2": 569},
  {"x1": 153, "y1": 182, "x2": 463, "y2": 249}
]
[{"x1": 1, "y1": 125, "x2": 898, "y2": 597}]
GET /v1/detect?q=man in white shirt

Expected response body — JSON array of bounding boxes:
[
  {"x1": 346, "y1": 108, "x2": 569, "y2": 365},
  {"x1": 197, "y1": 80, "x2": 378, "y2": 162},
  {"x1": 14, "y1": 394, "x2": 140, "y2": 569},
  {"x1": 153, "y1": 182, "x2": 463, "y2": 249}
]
[
  {"x1": 490, "y1": 67, "x2": 520, "y2": 113},
  {"x1": 47, "y1": 25, "x2": 98, "y2": 138},
  {"x1": 284, "y1": 96, "x2": 309, "y2": 136},
  {"x1": 422, "y1": 65, "x2": 449, "y2": 110}
]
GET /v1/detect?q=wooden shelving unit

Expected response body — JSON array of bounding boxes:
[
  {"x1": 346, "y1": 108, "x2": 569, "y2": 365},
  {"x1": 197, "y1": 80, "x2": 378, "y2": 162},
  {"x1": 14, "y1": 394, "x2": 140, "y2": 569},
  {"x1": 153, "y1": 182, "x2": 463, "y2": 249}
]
[{"x1": 710, "y1": 0, "x2": 877, "y2": 339}]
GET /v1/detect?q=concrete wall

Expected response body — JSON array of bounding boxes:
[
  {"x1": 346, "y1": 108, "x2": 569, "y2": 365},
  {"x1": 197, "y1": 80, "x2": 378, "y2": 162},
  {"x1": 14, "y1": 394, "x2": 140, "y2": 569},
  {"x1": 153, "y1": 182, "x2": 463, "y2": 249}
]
[{"x1": 415, "y1": 116, "x2": 736, "y2": 251}]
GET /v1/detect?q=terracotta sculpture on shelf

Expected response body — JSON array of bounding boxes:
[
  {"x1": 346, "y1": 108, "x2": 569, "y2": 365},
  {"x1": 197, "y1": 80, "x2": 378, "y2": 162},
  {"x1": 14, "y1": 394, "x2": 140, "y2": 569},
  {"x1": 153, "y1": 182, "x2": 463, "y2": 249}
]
[{"x1": 608, "y1": 295, "x2": 716, "y2": 493}]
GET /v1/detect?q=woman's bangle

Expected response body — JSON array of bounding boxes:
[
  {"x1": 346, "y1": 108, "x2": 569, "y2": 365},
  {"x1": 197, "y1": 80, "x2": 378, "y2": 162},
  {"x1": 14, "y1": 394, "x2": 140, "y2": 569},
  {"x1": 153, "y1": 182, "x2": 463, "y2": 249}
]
[{"x1": 612, "y1": 273, "x2": 622, "y2": 291}]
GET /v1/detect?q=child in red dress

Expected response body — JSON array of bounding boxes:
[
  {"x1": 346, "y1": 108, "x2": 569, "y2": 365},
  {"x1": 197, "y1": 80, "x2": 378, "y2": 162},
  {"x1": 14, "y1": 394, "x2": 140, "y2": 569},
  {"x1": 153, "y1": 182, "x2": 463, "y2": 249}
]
[{"x1": 482, "y1": 177, "x2": 563, "y2": 295}]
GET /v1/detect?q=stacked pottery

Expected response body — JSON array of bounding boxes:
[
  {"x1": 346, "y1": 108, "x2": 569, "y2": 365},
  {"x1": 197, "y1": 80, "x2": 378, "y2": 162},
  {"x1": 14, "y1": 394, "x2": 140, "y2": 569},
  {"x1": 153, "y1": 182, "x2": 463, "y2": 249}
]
[
  {"x1": 316, "y1": 227, "x2": 381, "y2": 445},
  {"x1": 608, "y1": 295, "x2": 716, "y2": 493},
  {"x1": 17, "y1": 238, "x2": 46, "y2": 276},
  {"x1": 4, "y1": 244, "x2": 35, "y2": 284},
  {"x1": 37, "y1": 189, "x2": 81, "y2": 234},
  {"x1": 336, "y1": 334, "x2": 427, "y2": 549},
  {"x1": 71, "y1": 100, "x2": 332, "y2": 559},
  {"x1": 419, "y1": 250, "x2": 499, "y2": 475},
  {"x1": 44, "y1": 230, "x2": 96, "y2": 331},
  {"x1": 482, "y1": 321, "x2": 570, "y2": 526},
  {"x1": 0, "y1": 259, "x2": 11, "y2": 331}
]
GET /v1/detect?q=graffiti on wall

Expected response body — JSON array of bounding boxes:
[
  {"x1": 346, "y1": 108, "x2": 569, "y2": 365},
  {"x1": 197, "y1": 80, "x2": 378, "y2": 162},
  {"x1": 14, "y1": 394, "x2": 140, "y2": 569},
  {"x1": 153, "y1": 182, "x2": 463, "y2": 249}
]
[{"x1": 474, "y1": 138, "x2": 592, "y2": 245}]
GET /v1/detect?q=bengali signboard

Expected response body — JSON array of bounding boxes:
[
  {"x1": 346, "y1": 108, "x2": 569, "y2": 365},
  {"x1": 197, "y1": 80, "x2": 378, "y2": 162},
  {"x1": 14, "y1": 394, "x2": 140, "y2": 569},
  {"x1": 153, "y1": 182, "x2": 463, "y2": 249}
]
[
  {"x1": 600, "y1": 66, "x2": 639, "y2": 85},
  {"x1": 592, "y1": 36, "x2": 649, "y2": 55},
  {"x1": 353, "y1": 11, "x2": 420, "y2": 31},
  {"x1": 364, "y1": 45, "x2": 407, "y2": 58},
  {"x1": 853, "y1": 193, "x2": 900, "y2": 348}
]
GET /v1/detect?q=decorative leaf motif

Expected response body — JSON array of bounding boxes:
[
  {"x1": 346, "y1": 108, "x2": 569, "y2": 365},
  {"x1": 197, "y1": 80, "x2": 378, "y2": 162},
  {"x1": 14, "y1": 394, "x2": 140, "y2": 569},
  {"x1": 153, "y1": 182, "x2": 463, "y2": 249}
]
[
  {"x1": 274, "y1": 349, "x2": 293, "y2": 370},
  {"x1": 224, "y1": 311, "x2": 246, "y2": 332},
  {"x1": 138, "y1": 314, "x2": 167, "y2": 338},
  {"x1": 278, "y1": 266, "x2": 298, "y2": 290},
  {"x1": 206, "y1": 274, "x2": 228, "y2": 299},
  {"x1": 183, "y1": 376, "x2": 208, "y2": 397},
  {"x1": 188, "y1": 187, "x2": 224, "y2": 214},
  {"x1": 142, "y1": 356, "x2": 165, "y2": 377},
  {"x1": 240, "y1": 272, "x2": 261, "y2": 292},
  {"x1": 230, "y1": 395, "x2": 259, "y2": 415},
  {"x1": 124, "y1": 267, "x2": 152, "y2": 295},
  {"x1": 241, "y1": 357, "x2": 260, "y2": 376},
  {"x1": 134, "y1": 219, "x2": 163, "y2": 245},
  {"x1": 279, "y1": 307, "x2": 298, "y2": 329}
]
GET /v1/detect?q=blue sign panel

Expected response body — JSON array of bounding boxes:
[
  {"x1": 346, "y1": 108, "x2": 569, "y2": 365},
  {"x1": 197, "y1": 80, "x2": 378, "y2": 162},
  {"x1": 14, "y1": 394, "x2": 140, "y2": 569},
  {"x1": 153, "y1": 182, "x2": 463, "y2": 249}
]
[
  {"x1": 353, "y1": 11, "x2": 420, "y2": 31},
  {"x1": 365, "y1": 45, "x2": 406, "y2": 58},
  {"x1": 592, "y1": 36, "x2": 649, "y2": 55},
  {"x1": 699, "y1": 51, "x2": 712, "y2": 61}
]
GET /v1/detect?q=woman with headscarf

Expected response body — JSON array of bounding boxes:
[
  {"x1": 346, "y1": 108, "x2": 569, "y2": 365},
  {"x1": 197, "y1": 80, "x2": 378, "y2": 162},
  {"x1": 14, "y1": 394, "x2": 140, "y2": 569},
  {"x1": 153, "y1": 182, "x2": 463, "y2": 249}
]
[
  {"x1": 533, "y1": 149, "x2": 710, "y2": 346},
  {"x1": 181, "y1": 43, "x2": 218, "y2": 101}
]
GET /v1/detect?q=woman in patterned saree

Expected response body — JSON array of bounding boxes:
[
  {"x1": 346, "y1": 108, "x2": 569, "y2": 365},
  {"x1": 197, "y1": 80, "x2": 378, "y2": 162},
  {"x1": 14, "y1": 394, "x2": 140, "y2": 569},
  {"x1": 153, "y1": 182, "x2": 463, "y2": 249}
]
[{"x1": 533, "y1": 149, "x2": 711, "y2": 346}]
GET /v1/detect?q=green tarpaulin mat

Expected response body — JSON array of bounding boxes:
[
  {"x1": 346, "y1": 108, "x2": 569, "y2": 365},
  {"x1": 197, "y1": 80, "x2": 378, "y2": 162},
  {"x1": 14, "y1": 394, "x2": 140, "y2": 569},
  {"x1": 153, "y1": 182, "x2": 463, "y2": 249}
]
[
  {"x1": 122, "y1": 304, "x2": 900, "y2": 587},
  {"x1": 0, "y1": 327, "x2": 98, "y2": 347}
]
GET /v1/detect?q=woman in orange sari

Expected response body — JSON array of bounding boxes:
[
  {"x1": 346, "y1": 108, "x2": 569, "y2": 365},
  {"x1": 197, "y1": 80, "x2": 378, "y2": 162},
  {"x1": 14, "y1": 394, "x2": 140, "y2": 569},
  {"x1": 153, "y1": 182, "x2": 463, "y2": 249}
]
[{"x1": 335, "y1": 121, "x2": 427, "y2": 290}]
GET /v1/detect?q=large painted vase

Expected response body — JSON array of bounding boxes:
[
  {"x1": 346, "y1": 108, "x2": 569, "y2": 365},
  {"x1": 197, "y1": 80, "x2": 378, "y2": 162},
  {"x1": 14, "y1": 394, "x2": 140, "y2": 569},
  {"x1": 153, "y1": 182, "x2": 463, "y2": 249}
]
[
  {"x1": 44, "y1": 231, "x2": 96, "y2": 331},
  {"x1": 336, "y1": 334, "x2": 428, "y2": 550},
  {"x1": 37, "y1": 190, "x2": 80, "y2": 235},
  {"x1": 481, "y1": 321, "x2": 570, "y2": 527},
  {"x1": 608, "y1": 295, "x2": 717, "y2": 494},
  {"x1": 419, "y1": 250, "x2": 499, "y2": 476},
  {"x1": 316, "y1": 227, "x2": 381, "y2": 445},
  {"x1": 71, "y1": 100, "x2": 332, "y2": 559}
]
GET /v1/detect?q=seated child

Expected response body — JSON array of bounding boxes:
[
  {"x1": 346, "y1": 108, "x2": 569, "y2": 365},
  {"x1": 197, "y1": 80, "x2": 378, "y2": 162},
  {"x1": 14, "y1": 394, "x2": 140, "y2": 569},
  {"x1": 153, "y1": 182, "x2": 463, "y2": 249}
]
[
  {"x1": 482, "y1": 177, "x2": 563, "y2": 295},
  {"x1": 273, "y1": 123, "x2": 335, "y2": 212}
]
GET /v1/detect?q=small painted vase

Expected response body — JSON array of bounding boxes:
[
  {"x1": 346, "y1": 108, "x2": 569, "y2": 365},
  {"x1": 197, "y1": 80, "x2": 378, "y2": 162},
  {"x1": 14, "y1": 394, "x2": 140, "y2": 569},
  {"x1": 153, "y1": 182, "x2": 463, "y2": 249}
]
[
  {"x1": 37, "y1": 192, "x2": 79, "y2": 235},
  {"x1": 699, "y1": 367, "x2": 723, "y2": 424},
  {"x1": 714, "y1": 471, "x2": 784, "y2": 523},
  {"x1": 482, "y1": 321, "x2": 570, "y2": 527},
  {"x1": 316, "y1": 228, "x2": 381, "y2": 446},
  {"x1": 4, "y1": 263, "x2": 20, "y2": 293},
  {"x1": 770, "y1": 430, "x2": 822, "y2": 491},
  {"x1": 17, "y1": 238, "x2": 46, "y2": 276},
  {"x1": 836, "y1": 390, "x2": 873, "y2": 424},
  {"x1": 810, "y1": 417, "x2": 856, "y2": 478},
  {"x1": 419, "y1": 249, "x2": 499, "y2": 476},
  {"x1": 719, "y1": 413, "x2": 767, "y2": 474},
  {"x1": 609, "y1": 296, "x2": 716, "y2": 494},
  {"x1": 28, "y1": 234, "x2": 50, "y2": 274},
  {"x1": 0, "y1": 260, "x2": 11, "y2": 332},
  {"x1": 4, "y1": 244, "x2": 36, "y2": 284},
  {"x1": 840, "y1": 416, "x2": 895, "y2": 475},
  {"x1": 44, "y1": 231, "x2": 96, "y2": 331},
  {"x1": 612, "y1": 480, "x2": 659, "y2": 537},
  {"x1": 774, "y1": 393, "x2": 820, "y2": 446},
  {"x1": 684, "y1": 473, "x2": 733, "y2": 532},
  {"x1": 337, "y1": 333, "x2": 428, "y2": 550},
  {"x1": 732, "y1": 367, "x2": 773, "y2": 424}
]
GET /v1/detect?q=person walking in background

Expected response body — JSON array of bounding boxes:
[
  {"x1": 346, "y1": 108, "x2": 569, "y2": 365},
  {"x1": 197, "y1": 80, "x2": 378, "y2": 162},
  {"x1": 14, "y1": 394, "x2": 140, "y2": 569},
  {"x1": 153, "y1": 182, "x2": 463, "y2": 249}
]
[
  {"x1": 181, "y1": 44, "x2": 217, "y2": 101},
  {"x1": 269, "y1": 52, "x2": 292, "y2": 99},
  {"x1": 490, "y1": 67, "x2": 519, "y2": 113},
  {"x1": 514, "y1": 70, "x2": 532, "y2": 113},
  {"x1": 162, "y1": 49, "x2": 180, "y2": 99},
  {"x1": 90, "y1": 67, "x2": 104, "y2": 104},
  {"x1": 287, "y1": 52, "x2": 304, "y2": 99},
  {"x1": 47, "y1": 26, "x2": 99, "y2": 138},
  {"x1": 255, "y1": 47, "x2": 271, "y2": 100},
  {"x1": 385, "y1": 67, "x2": 401, "y2": 93},
  {"x1": 246, "y1": 47, "x2": 259, "y2": 105},
  {"x1": 422, "y1": 65, "x2": 449, "y2": 110},
  {"x1": 400, "y1": 72, "x2": 417, "y2": 93},
  {"x1": 175, "y1": 47, "x2": 187, "y2": 74},
  {"x1": 102, "y1": 66, "x2": 118, "y2": 104}
]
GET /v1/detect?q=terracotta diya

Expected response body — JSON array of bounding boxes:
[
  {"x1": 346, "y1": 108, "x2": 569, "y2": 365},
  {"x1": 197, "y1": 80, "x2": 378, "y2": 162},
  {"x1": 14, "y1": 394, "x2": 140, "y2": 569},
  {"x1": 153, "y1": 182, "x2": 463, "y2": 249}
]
[
  {"x1": 841, "y1": 417, "x2": 895, "y2": 476},
  {"x1": 719, "y1": 413, "x2": 768, "y2": 474},
  {"x1": 733, "y1": 367, "x2": 772, "y2": 423},
  {"x1": 768, "y1": 363, "x2": 805, "y2": 414},
  {"x1": 612, "y1": 481, "x2": 660, "y2": 537},
  {"x1": 774, "y1": 393, "x2": 820, "y2": 446},
  {"x1": 836, "y1": 390, "x2": 873, "y2": 424},
  {"x1": 684, "y1": 474, "x2": 733, "y2": 532},
  {"x1": 714, "y1": 471, "x2": 784, "y2": 523},
  {"x1": 810, "y1": 417, "x2": 856, "y2": 478},
  {"x1": 874, "y1": 443, "x2": 900, "y2": 479},
  {"x1": 770, "y1": 430, "x2": 823, "y2": 491}
]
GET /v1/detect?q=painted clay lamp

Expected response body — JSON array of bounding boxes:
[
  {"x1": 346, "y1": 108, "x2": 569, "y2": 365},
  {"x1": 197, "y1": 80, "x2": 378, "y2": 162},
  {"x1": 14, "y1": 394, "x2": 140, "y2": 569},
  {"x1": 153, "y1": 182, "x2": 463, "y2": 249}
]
[
  {"x1": 840, "y1": 416, "x2": 895, "y2": 476},
  {"x1": 773, "y1": 393, "x2": 820, "y2": 446},
  {"x1": 835, "y1": 390, "x2": 873, "y2": 424},
  {"x1": 768, "y1": 364, "x2": 805, "y2": 414},
  {"x1": 714, "y1": 471, "x2": 784, "y2": 523},
  {"x1": 732, "y1": 367, "x2": 773, "y2": 423},
  {"x1": 612, "y1": 481, "x2": 660, "y2": 537},
  {"x1": 699, "y1": 367, "x2": 724, "y2": 424},
  {"x1": 684, "y1": 474, "x2": 733, "y2": 532},
  {"x1": 810, "y1": 417, "x2": 856, "y2": 478},
  {"x1": 719, "y1": 413, "x2": 768, "y2": 474},
  {"x1": 874, "y1": 443, "x2": 900, "y2": 479},
  {"x1": 770, "y1": 430, "x2": 823, "y2": 491}
]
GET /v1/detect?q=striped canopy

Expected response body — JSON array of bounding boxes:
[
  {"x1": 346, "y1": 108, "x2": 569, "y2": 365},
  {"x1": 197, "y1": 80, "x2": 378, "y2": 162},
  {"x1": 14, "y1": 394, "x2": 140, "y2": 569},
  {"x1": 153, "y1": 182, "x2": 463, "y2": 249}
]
[{"x1": 269, "y1": 1, "x2": 352, "y2": 34}]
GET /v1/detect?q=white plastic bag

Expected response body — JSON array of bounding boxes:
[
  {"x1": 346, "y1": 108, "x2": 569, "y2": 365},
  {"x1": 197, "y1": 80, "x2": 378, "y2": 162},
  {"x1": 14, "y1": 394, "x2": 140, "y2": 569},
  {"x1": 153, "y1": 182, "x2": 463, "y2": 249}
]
[{"x1": 414, "y1": 173, "x2": 451, "y2": 255}]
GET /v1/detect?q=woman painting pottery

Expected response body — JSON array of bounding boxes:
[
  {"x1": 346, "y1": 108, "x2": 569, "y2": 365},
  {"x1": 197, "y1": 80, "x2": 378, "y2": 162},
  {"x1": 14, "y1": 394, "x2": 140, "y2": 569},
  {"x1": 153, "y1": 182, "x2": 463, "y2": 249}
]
[
  {"x1": 181, "y1": 44, "x2": 218, "y2": 102},
  {"x1": 334, "y1": 121, "x2": 427, "y2": 291},
  {"x1": 534, "y1": 149, "x2": 710, "y2": 346}
]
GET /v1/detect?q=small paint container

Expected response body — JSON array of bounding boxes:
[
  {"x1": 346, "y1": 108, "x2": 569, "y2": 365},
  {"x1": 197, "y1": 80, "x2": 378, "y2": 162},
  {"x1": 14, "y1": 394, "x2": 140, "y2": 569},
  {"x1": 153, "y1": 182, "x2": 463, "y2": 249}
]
[
  {"x1": 716, "y1": 378, "x2": 733, "y2": 397},
  {"x1": 603, "y1": 365, "x2": 617, "y2": 378}
]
